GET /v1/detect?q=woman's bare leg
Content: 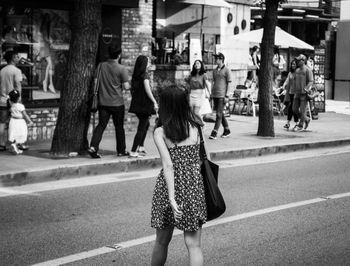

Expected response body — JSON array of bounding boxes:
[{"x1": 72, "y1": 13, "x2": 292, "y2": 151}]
[
  {"x1": 151, "y1": 226, "x2": 174, "y2": 266},
  {"x1": 192, "y1": 106, "x2": 203, "y2": 123},
  {"x1": 184, "y1": 228, "x2": 203, "y2": 266}
]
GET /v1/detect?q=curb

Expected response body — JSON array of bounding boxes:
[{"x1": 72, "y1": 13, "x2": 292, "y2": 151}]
[
  {"x1": 211, "y1": 138, "x2": 350, "y2": 161},
  {"x1": 1, "y1": 138, "x2": 350, "y2": 187}
]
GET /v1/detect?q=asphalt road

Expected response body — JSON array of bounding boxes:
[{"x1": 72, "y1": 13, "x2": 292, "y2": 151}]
[{"x1": 0, "y1": 146, "x2": 350, "y2": 266}]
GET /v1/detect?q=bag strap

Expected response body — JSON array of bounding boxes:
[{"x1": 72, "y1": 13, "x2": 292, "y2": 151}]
[
  {"x1": 93, "y1": 64, "x2": 102, "y2": 95},
  {"x1": 197, "y1": 126, "x2": 208, "y2": 160}
]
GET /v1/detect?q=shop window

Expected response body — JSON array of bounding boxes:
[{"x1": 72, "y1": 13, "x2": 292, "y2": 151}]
[{"x1": 0, "y1": 6, "x2": 70, "y2": 107}]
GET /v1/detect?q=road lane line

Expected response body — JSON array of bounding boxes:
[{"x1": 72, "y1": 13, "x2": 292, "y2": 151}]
[
  {"x1": 32, "y1": 191, "x2": 350, "y2": 266},
  {"x1": 327, "y1": 192, "x2": 350, "y2": 199},
  {"x1": 32, "y1": 247, "x2": 113, "y2": 266},
  {"x1": 0, "y1": 187, "x2": 40, "y2": 197},
  {"x1": 0, "y1": 170, "x2": 159, "y2": 197},
  {"x1": 205, "y1": 198, "x2": 325, "y2": 228}
]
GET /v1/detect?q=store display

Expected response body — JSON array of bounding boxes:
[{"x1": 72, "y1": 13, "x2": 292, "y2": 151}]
[
  {"x1": 313, "y1": 47, "x2": 326, "y2": 112},
  {"x1": 0, "y1": 7, "x2": 70, "y2": 103}
]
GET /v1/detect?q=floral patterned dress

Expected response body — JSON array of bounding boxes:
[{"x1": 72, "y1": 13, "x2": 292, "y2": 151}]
[{"x1": 151, "y1": 143, "x2": 207, "y2": 232}]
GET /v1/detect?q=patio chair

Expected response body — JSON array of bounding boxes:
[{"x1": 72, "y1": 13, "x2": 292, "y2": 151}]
[
  {"x1": 228, "y1": 90, "x2": 243, "y2": 114},
  {"x1": 247, "y1": 89, "x2": 259, "y2": 117}
]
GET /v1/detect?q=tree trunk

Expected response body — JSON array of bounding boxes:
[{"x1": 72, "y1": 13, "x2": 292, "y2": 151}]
[
  {"x1": 257, "y1": 0, "x2": 279, "y2": 137},
  {"x1": 50, "y1": 0, "x2": 102, "y2": 157}
]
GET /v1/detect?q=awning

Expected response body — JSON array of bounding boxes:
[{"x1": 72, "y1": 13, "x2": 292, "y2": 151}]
[
  {"x1": 231, "y1": 26, "x2": 314, "y2": 50},
  {"x1": 176, "y1": 0, "x2": 231, "y2": 8},
  {"x1": 102, "y1": 0, "x2": 139, "y2": 8}
]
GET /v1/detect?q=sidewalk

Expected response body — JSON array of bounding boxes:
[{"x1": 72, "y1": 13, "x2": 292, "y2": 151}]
[{"x1": 1, "y1": 101, "x2": 350, "y2": 186}]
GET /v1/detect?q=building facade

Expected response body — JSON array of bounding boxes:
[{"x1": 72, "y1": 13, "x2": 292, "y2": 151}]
[
  {"x1": 0, "y1": 0, "x2": 153, "y2": 141},
  {"x1": 334, "y1": 0, "x2": 350, "y2": 101}
]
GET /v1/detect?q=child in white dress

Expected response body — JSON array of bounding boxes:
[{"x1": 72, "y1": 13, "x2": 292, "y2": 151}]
[{"x1": 8, "y1": 90, "x2": 33, "y2": 154}]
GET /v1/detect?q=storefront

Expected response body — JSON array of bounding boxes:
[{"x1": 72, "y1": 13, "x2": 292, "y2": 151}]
[
  {"x1": 0, "y1": 0, "x2": 138, "y2": 106},
  {"x1": 152, "y1": 0, "x2": 252, "y2": 99},
  {"x1": 0, "y1": 0, "x2": 142, "y2": 141}
]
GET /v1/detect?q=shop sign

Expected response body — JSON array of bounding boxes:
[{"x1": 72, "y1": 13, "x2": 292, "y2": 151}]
[{"x1": 313, "y1": 47, "x2": 326, "y2": 112}]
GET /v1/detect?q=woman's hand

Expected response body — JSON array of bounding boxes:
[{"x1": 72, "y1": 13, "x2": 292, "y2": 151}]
[
  {"x1": 169, "y1": 198, "x2": 183, "y2": 221},
  {"x1": 154, "y1": 102, "x2": 159, "y2": 111}
]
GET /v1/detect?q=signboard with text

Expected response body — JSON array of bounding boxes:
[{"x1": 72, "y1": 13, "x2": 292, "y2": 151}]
[{"x1": 313, "y1": 47, "x2": 326, "y2": 112}]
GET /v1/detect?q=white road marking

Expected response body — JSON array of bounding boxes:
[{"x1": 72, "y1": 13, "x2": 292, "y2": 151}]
[
  {"x1": 3, "y1": 148, "x2": 350, "y2": 198},
  {"x1": 0, "y1": 169, "x2": 159, "y2": 197},
  {"x1": 32, "y1": 191, "x2": 350, "y2": 266},
  {"x1": 0, "y1": 187, "x2": 40, "y2": 197}
]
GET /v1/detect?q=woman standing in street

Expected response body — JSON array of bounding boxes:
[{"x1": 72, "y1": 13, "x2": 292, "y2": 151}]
[
  {"x1": 187, "y1": 59, "x2": 211, "y2": 121},
  {"x1": 151, "y1": 85, "x2": 208, "y2": 266},
  {"x1": 282, "y1": 59, "x2": 299, "y2": 129},
  {"x1": 129, "y1": 55, "x2": 158, "y2": 158}
]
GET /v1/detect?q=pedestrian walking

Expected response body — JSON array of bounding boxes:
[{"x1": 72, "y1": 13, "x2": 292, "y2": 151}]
[
  {"x1": 0, "y1": 51, "x2": 22, "y2": 151},
  {"x1": 209, "y1": 52, "x2": 232, "y2": 139},
  {"x1": 88, "y1": 46, "x2": 130, "y2": 158},
  {"x1": 187, "y1": 59, "x2": 211, "y2": 122},
  {"x1": 293, "y1": 54, "x2": 314, "y2": 131},
  {"x1": 7, "y1": 90, "x2": 33, "y2": 154},
  {"x1": 272, "y1": 46, "x2": 286, "y2": 73},
  {"x1": 251, "y1": 45, "x2": 260, "y2": 81},
  {"x1": 129, "y1": 55, "x2": 158, "y2": 158},
  {"x1": 282, "y1": 59, "x2": 299, "y2": 129},
  {"x1": 151, "y1": 85, "x2": 208, "y2": 266}
]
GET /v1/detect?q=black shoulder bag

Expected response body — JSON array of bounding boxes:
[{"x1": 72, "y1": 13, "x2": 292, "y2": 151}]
[
  {"x1": 91, "y1": 64, "x2": 102, "y2": 113},
  {"x1": 198, "y1": 126, "x2": 226, "y2": 221}
]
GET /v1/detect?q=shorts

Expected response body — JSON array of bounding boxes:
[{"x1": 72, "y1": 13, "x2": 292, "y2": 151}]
[{"x1": 0, "y1": 106, "x2": 9, "y2": 123}]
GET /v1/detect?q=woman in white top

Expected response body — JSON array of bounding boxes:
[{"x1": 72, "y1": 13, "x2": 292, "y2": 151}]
[{"x1": 187, "y1": 60, "x2": 211, "y2": 121}]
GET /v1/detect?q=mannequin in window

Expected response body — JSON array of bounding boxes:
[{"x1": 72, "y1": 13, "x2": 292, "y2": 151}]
[
  {"x1": 38, "y1": 44, "x2": 55, "y2": 93},
  {"x1": 38, "y1": 34, "x2": 55, "y2": 93},
  {"x1": 38, "y1": 12, "x2": 56, "y2": 93}
]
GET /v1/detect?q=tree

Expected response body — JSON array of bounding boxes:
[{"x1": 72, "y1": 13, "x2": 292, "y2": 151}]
[
  {"x1": 51, "y1": 0, "x2": 102, "y2": 157},
  {"x1": 257, "y1": 0, "x2": 285, "y2": 137}
]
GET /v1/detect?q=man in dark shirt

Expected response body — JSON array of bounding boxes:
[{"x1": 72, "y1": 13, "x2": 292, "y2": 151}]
[
  {"x1": 88, "y1": 46, "x2": 130, "y2": 158},
  {"x1": 209, "y1": 53, "x2": 232, "y2": 140}
]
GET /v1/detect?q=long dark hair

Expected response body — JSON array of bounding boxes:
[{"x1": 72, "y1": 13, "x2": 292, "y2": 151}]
[
  {"x1": 156, "y1": 84, "x2": 200, "y2": 143},
  {"x1": 289, "y1": 59, "x2": 297, "y2": 73},
  {"x1": 274, "y1": 46, "x2": 280, "y2": 62},
  {"x1": 132, "y1": 55, "x2": 148, "y2": 82},
  {"x1": 190, "y1": 59, "x2": 205, "y2": 76}
]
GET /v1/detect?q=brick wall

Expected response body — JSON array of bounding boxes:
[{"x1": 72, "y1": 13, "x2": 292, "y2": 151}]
[
  {"x1": 26, "y1": 107, "x2": 143, "y2": 142},
  {"x1": 27, "y1": 108, "x2": 58, "y2": 141},
  {"x1": 122, "y1": 1, "x2": 153, "y2": 67}
]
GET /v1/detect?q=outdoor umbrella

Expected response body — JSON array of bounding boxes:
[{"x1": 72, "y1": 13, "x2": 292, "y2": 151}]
[
  {"x1": 231, "y1": 26, "x2": 314, "y2": 50},
  {"x1": 176, "y1": 0, "x2": 231, "y2": 39}
]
